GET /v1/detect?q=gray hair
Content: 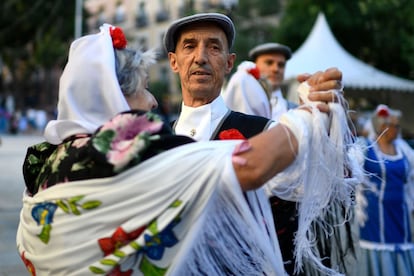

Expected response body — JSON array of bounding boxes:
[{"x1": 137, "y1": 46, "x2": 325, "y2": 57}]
[{"x1": 114, "y1": 48, "x2": 157, "y2": 96}]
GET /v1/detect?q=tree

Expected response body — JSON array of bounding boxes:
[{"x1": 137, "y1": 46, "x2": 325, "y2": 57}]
[
  {"x1": 274, "y1": 0, "x2": 414, "y2": 80},
  {"x1": 0, "y1": 0, "x2": 88, "y2": 110},
  {"x1": 231, "y1": 0, "x2": 413, "y2": 80},
  {"x1": 231, "y1": 0, "x2": 283, "y2": 66}
]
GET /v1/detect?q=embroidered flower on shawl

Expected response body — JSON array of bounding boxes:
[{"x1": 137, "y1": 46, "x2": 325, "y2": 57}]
[
  {"x1": 141, "y1": 218, "x2": 180, "y2": 260},
  {"x1": 110, "y1": 26, "x2": 127, "y2": 49},
  {"x1": 98, "y1": 226, "x2": 146, "y2": 256},
  {"x1": 247, "y1": 66, "x2": 261, "y2": 80},
  {"x1": 50, "y1": 143, "x2": 69, "y2": 173},
  {"x1": 71, "y1": 135, "x2": 90, "y2": 148},
  {"x1": 93, "y1": 113, "x2": 163, "y2": 172},
  {"x1": 107, "y1": 266, "x2": 133, "y2": 276},
  {"x1": 93, "y1": 207, "x2": 181, "y2": 274},
  {"x1": 218, "y1": 128, "x2": 246, "y2": 140},
  {"x1": 21, "y1": 251, "x2": 36, "y2": 276},
  {"x1": 31, "y1": 202, "x2": 58, "y2": 243}
]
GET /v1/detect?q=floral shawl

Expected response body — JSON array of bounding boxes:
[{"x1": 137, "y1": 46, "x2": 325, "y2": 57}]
[{"x1": 17, "y1": 111, "x2": 285, "y2": 275}]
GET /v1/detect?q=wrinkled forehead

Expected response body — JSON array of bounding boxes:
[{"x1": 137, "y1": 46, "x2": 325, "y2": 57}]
[{"x1": 175, "y1": 22, "x2": 229, "y2": 49}]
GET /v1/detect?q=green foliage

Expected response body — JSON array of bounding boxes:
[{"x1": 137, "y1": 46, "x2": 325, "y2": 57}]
[
  {"x1": 237, "y1": 0, "x2": 281, "y2": 16},
  {"x1": 149, "y1": 80, "x2": 169, "y2": 102},
  {"x1": 0, "y1": 0, "x2": 90, "y2": 109},
  {"x1": 272, "y1": 0, "x2": 414, "y2": 79},
  {"x1": 232, "y1": 0, "x2": 414, "y2": 79},
  {"x1": 231, "y1": 0, "x2": 283, "y2": 69},
  {"x1": 0, "y1": 0, "x2": 79, "y2": 67}
]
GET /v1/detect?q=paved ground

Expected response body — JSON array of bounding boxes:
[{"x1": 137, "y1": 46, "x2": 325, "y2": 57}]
[{"x1": 0, "y1": 134, "x2": 43, "y2": 275}]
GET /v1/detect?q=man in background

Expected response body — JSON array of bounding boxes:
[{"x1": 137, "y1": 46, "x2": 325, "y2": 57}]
[{"x1": 223, "y1": 42, "x2": 296, "y2": 122}]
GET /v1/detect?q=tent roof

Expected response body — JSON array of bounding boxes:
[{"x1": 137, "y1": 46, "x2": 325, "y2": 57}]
[{"x1": 284, "y1": 13, "x2": 414, "y2": 92}]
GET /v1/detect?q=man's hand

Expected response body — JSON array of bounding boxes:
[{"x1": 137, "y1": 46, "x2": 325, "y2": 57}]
[{"x1": 297, "y1": 67, "x2": 343, "y2": 112}]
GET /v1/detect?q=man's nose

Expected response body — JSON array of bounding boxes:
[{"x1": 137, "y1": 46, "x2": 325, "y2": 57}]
[{"x1": 194, "y1": 46, "x2": 208, "y2": 64}]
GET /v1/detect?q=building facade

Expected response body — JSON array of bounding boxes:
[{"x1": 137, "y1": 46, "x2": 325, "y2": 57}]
[{"x1": 84, "y1": 0, "x2": 238, "y2": 114}]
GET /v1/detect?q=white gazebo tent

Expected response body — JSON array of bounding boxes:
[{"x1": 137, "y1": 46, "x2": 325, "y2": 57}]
[{"x1": 284, "y1": 12, "x2": 414, "y2": 135}]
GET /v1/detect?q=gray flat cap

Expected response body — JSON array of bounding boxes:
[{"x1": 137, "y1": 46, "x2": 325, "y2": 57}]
[
  {"x1": 163, "y1": 13, "x2": 235, "y2": 53},
  {"x1": 248, "y1": 43, "x2": 292, "y2": 61}
]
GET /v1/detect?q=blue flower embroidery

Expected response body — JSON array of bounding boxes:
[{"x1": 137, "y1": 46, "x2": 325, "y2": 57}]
[
  {"x1": 31, "y1": 202, "x2": 58, "y2": 244},
  {"x1": 142, "y1": 220, "x2": 179, "y2": 260},
  {"x1": 32, "y1": 202, "x2": 58, "y2": 225}
]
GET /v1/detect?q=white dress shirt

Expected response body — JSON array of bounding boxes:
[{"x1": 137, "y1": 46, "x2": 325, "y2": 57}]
[
  {"x1": 174, "y1": 96, "x2": 229, "y2": 141},
  {"x1": 270, "y1": 89, "x2": 289, "y2": 123}
]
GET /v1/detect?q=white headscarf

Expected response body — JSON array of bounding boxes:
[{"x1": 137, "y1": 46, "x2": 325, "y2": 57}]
[{"x1": 44, "y1": 24, "x2": 130, "y2": 144}]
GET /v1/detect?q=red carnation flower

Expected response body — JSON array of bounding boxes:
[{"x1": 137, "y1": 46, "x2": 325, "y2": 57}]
[
  {"x1": 219, "y1": 129, "x2": 246, "y2": 140},
  {"x1": 110, "y1": 27, "x2": 127, "y2": 49},
  {"x1": 376, "y1": 105, "x2": 389, "y2": 117},
  {"x1": 247, "y1": 66, "x2": 260, "y2": 80}
]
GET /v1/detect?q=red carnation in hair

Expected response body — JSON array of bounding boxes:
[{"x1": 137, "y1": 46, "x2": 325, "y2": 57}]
[
  {"x1": 247, "y1": 66, "x2": 261, "y2": 80},
  {"x1": 219, "y1": 129, "x2": 246, "y2": 140},
  {"x1": 110, "y1": 26, "x2": 127, "y2": 49},
  {"x1": 376, "y1": 105, "x2": 389, "y2": 117}
]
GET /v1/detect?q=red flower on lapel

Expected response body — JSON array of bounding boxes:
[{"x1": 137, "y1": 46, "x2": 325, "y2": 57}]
[{"x1": 219, "y1": 129, "x2": 246, "y2": 140}]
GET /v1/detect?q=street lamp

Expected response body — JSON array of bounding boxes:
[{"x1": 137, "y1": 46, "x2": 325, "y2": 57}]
[{"x1": 75, "y1": 0, "x2": 83, "y2": 38}]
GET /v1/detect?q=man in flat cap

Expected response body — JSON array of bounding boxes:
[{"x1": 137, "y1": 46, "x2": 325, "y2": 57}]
[
  {"x1": 223, "y1": 42, "x2": 296, "y2": 122},
  {"x1": 163, "y1": 12, "x2": 349, "y2": 275},
  {"x1": 224, "y1": 41, "x2": 359, "y2": 276}
]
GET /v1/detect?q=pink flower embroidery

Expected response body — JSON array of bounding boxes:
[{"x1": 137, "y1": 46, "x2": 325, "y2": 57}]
[{"x1": 100, "y1": 113, "x2": 163, "y2": 171}]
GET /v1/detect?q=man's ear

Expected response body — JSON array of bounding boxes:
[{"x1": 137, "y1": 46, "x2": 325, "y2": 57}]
[
  {"x1": 225, "y1": 53, "x2": 236, "y2": 74},
  {"x1": 168, "y1": 52, "x2": 179, "y2": 73}
]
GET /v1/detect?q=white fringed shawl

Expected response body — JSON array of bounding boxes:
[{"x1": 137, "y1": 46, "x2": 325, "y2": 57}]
[
  {"x1": 265, "y1": 84, "x2": 361, "y2": 275},
  {"x1": 17, "y1": 140, "x2": 285, "y2": 275}
]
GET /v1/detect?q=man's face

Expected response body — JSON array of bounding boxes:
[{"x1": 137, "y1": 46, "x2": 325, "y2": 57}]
[
  {"x1": 168, "y1": 22, "x2": 235, "y2": 107},
  {"x1": 255, "y1": 52, "x2": 287, "y2": 90}
]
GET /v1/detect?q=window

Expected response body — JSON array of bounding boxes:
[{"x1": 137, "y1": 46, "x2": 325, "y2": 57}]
[
  {"x1": 156, "y1": 0, "x2": 169, "y2": 22},
  {"x1": 136, "y1": 1, "x2": 148, "y2": 28},
  {"x1": 114, "y1": 1, "x2": 126, "y2": 23}
]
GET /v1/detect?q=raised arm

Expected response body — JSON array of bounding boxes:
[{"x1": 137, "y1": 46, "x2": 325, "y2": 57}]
[
  {"x1": 234, "y1": 122, "x2": 299, "y2": 191},
  {"x1": 235, "y1": 67, "x2": 343, "y2": 191}
]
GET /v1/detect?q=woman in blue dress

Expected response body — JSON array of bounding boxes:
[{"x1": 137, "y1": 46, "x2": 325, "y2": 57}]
[{"x1": 355, "y1": 104, "x2": 414, "y2": 275}]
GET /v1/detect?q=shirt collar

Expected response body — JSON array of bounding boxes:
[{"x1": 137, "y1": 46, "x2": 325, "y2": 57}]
[{"x1": 175, "y1": 96, "x2": 229, "y2": 141}]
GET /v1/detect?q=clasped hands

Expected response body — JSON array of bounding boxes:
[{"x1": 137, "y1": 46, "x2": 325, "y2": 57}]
[{"x1": 297, "y1": 67, "x2": 343, "y2": 113}]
